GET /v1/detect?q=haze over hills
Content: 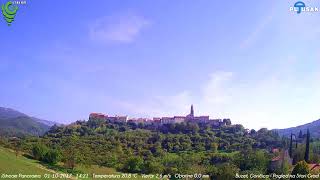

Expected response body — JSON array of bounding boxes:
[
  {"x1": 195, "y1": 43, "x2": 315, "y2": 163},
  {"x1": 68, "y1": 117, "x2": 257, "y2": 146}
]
[
  {"x1": 0, "y1": 107, "x2": 57, "y2": 137},
  {"x1": 275, "y1": 119, "x2": 320, "y2": 138},
  {"x1": 0, "y1": 107, "x2": 27, "y2": 119}
]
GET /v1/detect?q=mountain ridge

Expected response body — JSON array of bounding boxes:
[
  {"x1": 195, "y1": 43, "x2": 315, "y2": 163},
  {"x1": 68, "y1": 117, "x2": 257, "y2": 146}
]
[
  {"x1": 0, "y1": 107, "x2": 57, "y2": 137},
  {"x1": 274, "y1": 118, "x2": 320, "y2": 138}
]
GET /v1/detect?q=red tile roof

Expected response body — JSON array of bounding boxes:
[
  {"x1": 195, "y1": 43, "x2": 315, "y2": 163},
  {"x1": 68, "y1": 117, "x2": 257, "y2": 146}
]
[
  {"x1": 308, "y1": 164, "x2": 320, "y2": 171},
  {"x1": 271, "y1": 156, "x2": 281, "y2": 161}
]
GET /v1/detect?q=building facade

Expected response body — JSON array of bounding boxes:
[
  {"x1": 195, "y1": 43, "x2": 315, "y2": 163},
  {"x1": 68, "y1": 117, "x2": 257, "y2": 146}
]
[{"x1": 88, "y1": 105, "x2": 231, "y2": 126}]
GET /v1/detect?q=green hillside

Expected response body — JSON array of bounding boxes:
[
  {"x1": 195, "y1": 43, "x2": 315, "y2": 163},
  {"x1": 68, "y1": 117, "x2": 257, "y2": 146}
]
[
  {"x1": 0, "y1": 116, "x2": 50, "y2": 137},
  {"x1": 0, "y1": 147, "x2": 151, "y2": 180},
  {"x1": 0, "y1": 107, "x2": 52, "y2": 137},
  {"x1": 275, "y1": 119, "x2": 320, "y2": 138},
  {"x1": 0, "y1": 147, "x2": 56, "y2": 179}
]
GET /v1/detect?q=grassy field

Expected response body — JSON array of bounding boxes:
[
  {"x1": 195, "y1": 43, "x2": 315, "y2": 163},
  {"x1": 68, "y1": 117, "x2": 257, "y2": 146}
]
[
  {"x1": 0, "y1": 147, "x2": 160, "y2": 180},
  {"x1": 0, "y1": 147, "x2": 61, "y2": 179}
]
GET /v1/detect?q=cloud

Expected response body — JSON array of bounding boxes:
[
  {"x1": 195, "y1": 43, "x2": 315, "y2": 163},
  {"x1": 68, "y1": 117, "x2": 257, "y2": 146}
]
[
  {"x1": 89, "y1": 12, "x2": 150, "y2": 43},
  {"x1": 202, "y1": 72, "x2": 233, "y2": 104},
  {"x1": 240, "y1": 2, "x2": 276, "y2": 49},
  {"x1": 119, "y1": 71, "x2": 234, "y2": 119},
  {"x1": 118, "y1": 91, "x2": 193, "y2": 117},
  {"x1": 119, "y1": 65, "x2": 320, "y2": 130},
  {"x1": 240, "y1": 13, "x2": 274, "y2": 49}
]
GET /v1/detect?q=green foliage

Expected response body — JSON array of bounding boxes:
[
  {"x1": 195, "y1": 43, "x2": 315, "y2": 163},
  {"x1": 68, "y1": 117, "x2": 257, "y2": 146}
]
[
  {"x1": 142, "y1": 159, "x2": 164, "y2": 174},
  {"x1": 43, "y1": 149, "x2": 61, "y2": 165},
  {"x1": 32, "y1": 143, "x2": 48, "y2": 161},
  {"x1": 207, "y1": 153, "x2": 233, "y2": 165},
  {"x1": 210, "y1": 142, "x2": 218, "y2": 153},
  {"x1": 215, "y1": 163, "x2": 240, "y2": 180},
  {"x1": 162, "y1": 153, "x2": 182, "y2": 174},
  {"x1": 121, "y1": 156, "x2": 144, "y2": 173},
  {"x1": 11, "y1": 120, "x2": 285, "y2": 175},
  {"x1": 88, "y1": 118, "x2": 105, "y2": 129},
  {"x1": 234, "y1": 149, "x2": 269, "y2": 173},
  {"x1": 298, "y1": 130, "x2": 303, "y2": 139},
  {"x1": 289, "y1": 134, "x2": 293, "y2": 158},
  {"x1": 304, "y1": 129, "x2": 310, "y2": 162},
  {"x1": 32, "y1": 143, "x2": 61, "y2": 165},
  {"x1": 291, "y1": 161, "x2": 310, "y2": 180},
  {"x1": 293, "y1": 144, "x2": 305, "y2": 165},
  {"x1": 0, "y1": 117, "x2": 49, "y2": 137}
]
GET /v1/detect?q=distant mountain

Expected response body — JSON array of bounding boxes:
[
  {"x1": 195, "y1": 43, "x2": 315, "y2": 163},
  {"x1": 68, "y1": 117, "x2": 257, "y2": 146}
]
[
  {"x1": 0, "y1": 107, "x2": 56, "y2": 137},
  {"x1": 31, "y1": 117, "x2": 58, "y2": 127},
  {"x1": 0, "y1": 107, "x2": 27, "y2": 119},
  {"x1": 274, "y1": 119, "x2": 320, "y2": 138}
]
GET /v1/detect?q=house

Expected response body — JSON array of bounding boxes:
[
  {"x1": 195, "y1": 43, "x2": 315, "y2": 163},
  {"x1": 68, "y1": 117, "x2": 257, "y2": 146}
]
[
  {"x1": 116, "y1": 116, "x2": 128, "y2": 123},
  {"x1": 89, "y1": 113, "x2": 107, "y2": 120},
  {"x1": 308, "y1": 164, "x2": 320, "y2": 172},
  {"x1": 272, "y1": 148, "x2": 280, "y2": 154},
  {"x1": 269, "y1": 150, "x2": 292, "y2": 172},
  {"x1": 194, "y1": 116, "x2": 210, "y2": 123},
  {"x1": 173, "y1": 116, "x2": 186, "y2": 123},
  {"x1": 211, "y1": 119, "x2": 222, "y2": 127},
  {"x1": 106, "y1": 115, "x2": 127, "y2": 123},
  {"x1": 161, "y1": 117, "x2": 174, "y2": 124},
  {"x1": 88, "y1": 105, "x2": 231, "y2": 127}
]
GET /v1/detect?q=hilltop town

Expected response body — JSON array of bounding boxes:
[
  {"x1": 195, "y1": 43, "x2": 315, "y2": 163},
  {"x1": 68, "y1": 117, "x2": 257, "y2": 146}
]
[{"x1": 89, "y1": 105, "x2": 231, "y2": 127}]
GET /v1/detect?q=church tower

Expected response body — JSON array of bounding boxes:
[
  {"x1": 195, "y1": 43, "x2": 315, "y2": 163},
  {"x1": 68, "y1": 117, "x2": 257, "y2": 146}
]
[{"x1": 190, "y1": 104, "x2": 194, "y2": 117}]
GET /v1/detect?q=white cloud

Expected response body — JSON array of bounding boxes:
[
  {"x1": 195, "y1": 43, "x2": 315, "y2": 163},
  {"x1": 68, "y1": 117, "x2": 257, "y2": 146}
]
[
  {"x1": 202, "y1": 72, "x2": 233, "y2": 104},
  {"x1": 239, "y1": 1, "x2": 279, "y2": 49},
  {"x1": 240, "y1": 13, "x2": 274, "y2": 49},
  {"x1": 118, "y1": 91, "x2": 193, "y2": 118},
  {"x1": 89, "y1": 12, "x2": 150, "y2": 43},
  {"x1": 119, "y1": 67, "x2": 320, "y2": 130},
  {"x1": 119, "y1": 71, "x2": 234, "y2": 120}
]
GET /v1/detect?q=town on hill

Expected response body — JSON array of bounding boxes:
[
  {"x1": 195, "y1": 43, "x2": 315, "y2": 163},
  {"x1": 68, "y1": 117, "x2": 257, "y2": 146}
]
[
  {"x1": 89, "y1": 104, "x2": 231, "y2": 127},
  {"x1": 0, "y1": 106, "x2": 320, "y2": 179}
]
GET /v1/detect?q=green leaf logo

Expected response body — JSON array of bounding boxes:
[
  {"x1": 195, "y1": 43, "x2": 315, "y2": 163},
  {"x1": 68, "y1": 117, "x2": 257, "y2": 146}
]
[{"x1": 1, "y1": 1, "x2": 18, "y2": 26}]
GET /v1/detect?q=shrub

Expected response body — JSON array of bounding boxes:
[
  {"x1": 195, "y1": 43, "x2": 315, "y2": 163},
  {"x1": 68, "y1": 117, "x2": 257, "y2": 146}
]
[
  {"x1": 32, "y1": 143, "x2": 48, "y2": 161},
  {"x1": 121, "y1": 156, "x2": 144, "y2": 173},
  {"x1": 291, "y1": 161, "x2": 310, "y2": 180},
  {"x1": 43, "y1": 149, "x2": 61, "y2": 165}
]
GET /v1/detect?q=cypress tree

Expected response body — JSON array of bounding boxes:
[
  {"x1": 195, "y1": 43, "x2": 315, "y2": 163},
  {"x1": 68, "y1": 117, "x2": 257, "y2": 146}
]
[
  {"x1": 304, "y1": 129, "x2": 310, "y2": 162},
  {"x1": 298, "y1": 130, "x2": 303, "y2": 138},
  {"x1": 289, "y1": 133, "x2": 293, "y2": 158}
]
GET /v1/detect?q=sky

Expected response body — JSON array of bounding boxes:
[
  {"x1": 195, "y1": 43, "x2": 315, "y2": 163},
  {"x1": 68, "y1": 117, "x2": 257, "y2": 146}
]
[{"x1": 0, "y1": 0, "x2": 319, "y2": 130}]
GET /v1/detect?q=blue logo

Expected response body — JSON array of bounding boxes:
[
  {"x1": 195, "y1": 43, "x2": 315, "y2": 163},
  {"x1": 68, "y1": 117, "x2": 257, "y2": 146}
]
[
  {"x1": 294, "y1": 1, "x2": 306, "y2": 14},
  {"x1": 290, "y1": 1, "x2": 319, "y2": 14}
]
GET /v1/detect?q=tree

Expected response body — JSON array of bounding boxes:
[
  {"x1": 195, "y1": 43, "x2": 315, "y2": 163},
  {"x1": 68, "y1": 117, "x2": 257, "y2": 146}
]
[
  {"x1": 87, "y1": 118, "x2": 105, "y2": 129},
  {"x1": 13, "y1": 139, "x2": 21, "y2": 158},
  {"x1": 298, "y1": 130, "x2": 303, "y2": 139},
  {"x1": 210, "y1": 143, "x2": 218, "y2": 153},
  {"x1": 235, "y1": 149, "x2": 269, "y2": 173},
  {"x1": 32, "y1": 143, "x2": 48, "y2": 161},
  {"x1": 293, "y1": 144, "x2": 305, "y2": 165},
  {"x1": 43, "y1": 149, "x2": 61, "y2": 165},
  {"x1": 122, "y1": 156, "x2": 144, "y2": 173},
  {"x1": 289, "y1": 133, "x2": 293, "y2": 158},
  {"x1": 223, "y1": 119, "x2": 231, "y2": 126},
  {"x1": 216, "y1": 163, "x2": 240, "y2": 180},
  {"x1": 250, "y1": 129, "x2": 256, "y2": 135},
  {"x1": 142, "y1": 159, "x2": 164, "y2": 174},
  {"x1": 291, "y1": 161, "x2": 309, "y2": 180},
  {"x1": 304, "y1": 129, "x2": 310, "y2": 162},
  {"x1": 61, "y1": 136, "x2": 78, "y2": 169}
]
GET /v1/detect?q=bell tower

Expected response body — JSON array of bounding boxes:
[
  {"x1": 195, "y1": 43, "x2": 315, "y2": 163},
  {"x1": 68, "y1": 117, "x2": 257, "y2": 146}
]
[{"x1": 190, "y1": 104, "x2": 194, "y2": 117}]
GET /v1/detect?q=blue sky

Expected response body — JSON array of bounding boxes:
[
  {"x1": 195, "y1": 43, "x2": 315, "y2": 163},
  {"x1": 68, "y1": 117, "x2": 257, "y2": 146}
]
[{"x1": 0, "y1": 0, "x2": 319, "y2": 129}]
